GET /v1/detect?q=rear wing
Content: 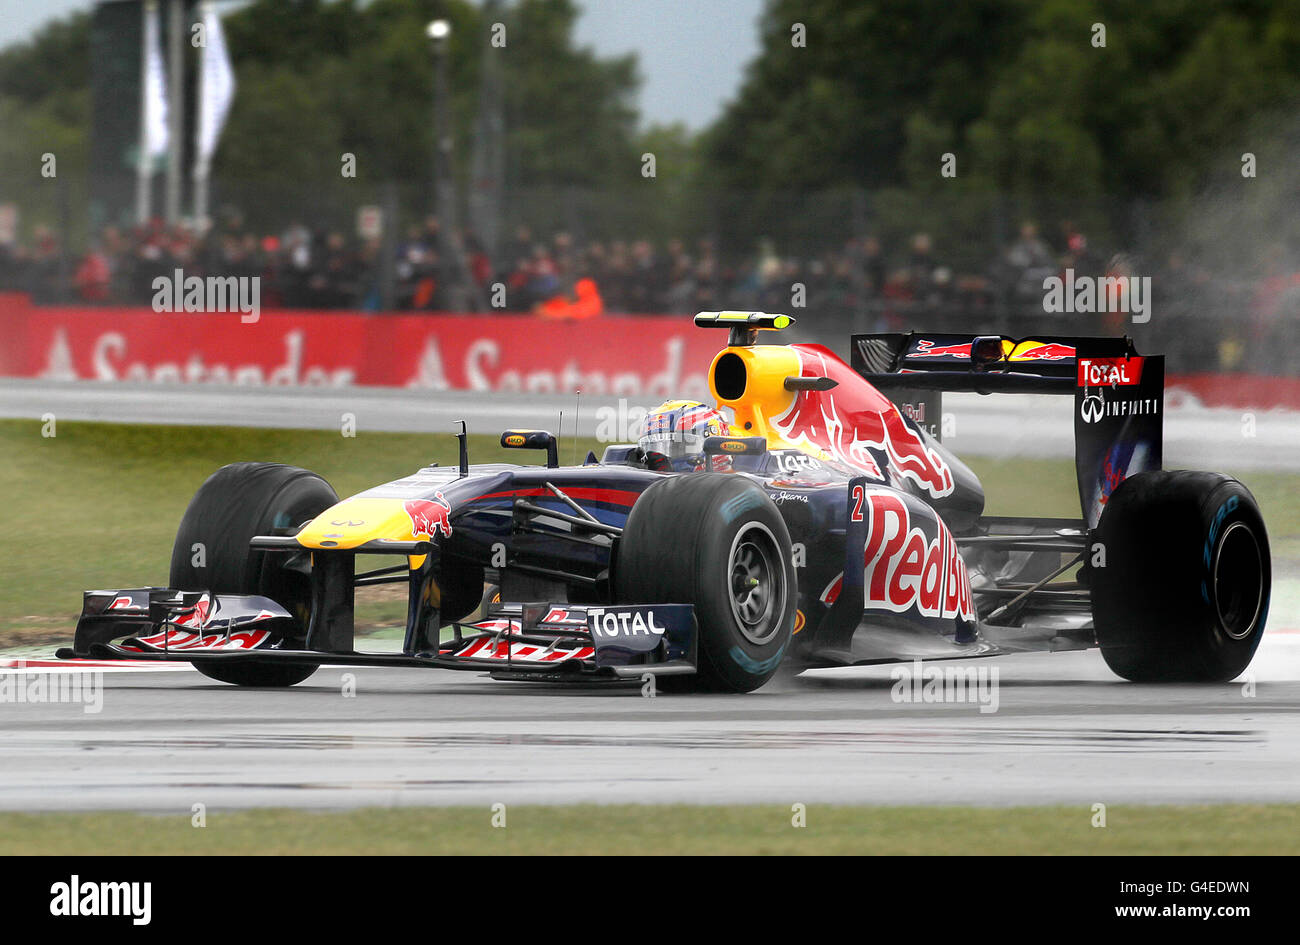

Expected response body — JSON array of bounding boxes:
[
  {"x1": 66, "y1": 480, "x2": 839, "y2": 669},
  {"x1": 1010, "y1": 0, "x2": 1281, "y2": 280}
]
[
  {"x1": 850, "y1": 332, "x2": 1164, "y2": 528},
  {"x1": 850, "y1": 332, "x2": 1138, "y2": 395}
]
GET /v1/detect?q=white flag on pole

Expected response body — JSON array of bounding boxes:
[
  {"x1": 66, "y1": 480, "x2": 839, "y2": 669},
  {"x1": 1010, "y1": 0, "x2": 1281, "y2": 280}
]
[
  {"x1": 196, "y1": 3, "x2": 236, "y2": 169},
  {"x1": 143, "y1": 0, "x2": 168, "y2": 161}
]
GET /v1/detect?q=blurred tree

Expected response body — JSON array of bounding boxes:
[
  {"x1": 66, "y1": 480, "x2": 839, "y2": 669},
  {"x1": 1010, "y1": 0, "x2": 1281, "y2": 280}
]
[
  {"x1": 703, "y1": 0, "x2": 1030, "y2": 194},
  {"x1": 6, "y1": 0, "x2": 1300, "y2": 255},
  {"x1": 0, "y1": 12, "x2": 90, "y2": 105},
  {"x1": 503, "y1": 0, "x2": 640, "y2": 187},
  {"x1": 707, "y1": 0, "x2": 1300, "y2": 205},
  {"x1": 0, "y1": 0, "x2": 643, "y2": 228},
  {"x1": 0, "y1": 12, "x2": 89, "y2": 239},
  {"x1": 216, "y1": 0, "x2": 642, "y2": 192}
]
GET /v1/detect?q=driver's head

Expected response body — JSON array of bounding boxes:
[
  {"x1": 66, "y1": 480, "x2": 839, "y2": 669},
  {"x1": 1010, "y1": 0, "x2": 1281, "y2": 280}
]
[{"x1": 638, "y1": 400, "x2": 729, "y2": 470}]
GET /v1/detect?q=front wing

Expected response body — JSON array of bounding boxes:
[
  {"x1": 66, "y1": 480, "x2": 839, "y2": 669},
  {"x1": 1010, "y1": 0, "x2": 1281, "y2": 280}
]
[{"x1": 58, "y1": 591, "x2": 699, "y2": 682}]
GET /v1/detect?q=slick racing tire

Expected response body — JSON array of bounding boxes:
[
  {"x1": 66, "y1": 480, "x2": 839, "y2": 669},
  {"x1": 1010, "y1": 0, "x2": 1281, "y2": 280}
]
[
  {"x1": 615, "y1": 475, "x2": 796, "y2": 693},
  {"x1": 169, "y1": 462, "x2": 338, "y2": 687},
  {"x1": 1091, "y1": 470, "x2": 1269, "y2": 682}
]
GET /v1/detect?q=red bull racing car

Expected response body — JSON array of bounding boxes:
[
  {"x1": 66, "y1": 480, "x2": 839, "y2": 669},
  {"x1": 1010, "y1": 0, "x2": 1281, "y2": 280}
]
[{"x1": 59, "y1": 313, "x2": 1271, "y2": 692}]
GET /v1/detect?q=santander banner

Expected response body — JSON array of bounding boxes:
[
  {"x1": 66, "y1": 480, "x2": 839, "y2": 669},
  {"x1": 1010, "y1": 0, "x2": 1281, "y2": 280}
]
[
  {"x1": 0, "y1": 295, "x2": 717, "y2": 398},
  {"x1": 2, "y1": 295, "x2": 1296, "y2": 409}
]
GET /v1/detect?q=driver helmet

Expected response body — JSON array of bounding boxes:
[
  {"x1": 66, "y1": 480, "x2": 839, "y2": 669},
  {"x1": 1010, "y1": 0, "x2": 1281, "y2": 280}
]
[{"x1": 638, "y1": 400, "x2": 729, "y2": 471}]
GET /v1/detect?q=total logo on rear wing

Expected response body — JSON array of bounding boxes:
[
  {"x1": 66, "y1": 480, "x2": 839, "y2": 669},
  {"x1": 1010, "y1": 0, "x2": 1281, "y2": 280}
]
[{"x1": 1074, "y1": 354, "x2": 1163, "y2": 527}]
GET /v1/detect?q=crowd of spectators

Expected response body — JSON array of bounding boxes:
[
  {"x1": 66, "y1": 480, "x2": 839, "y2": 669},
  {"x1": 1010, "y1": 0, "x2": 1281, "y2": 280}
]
[{"x1": 1, "y1": 214, "x2": 1297, "y2": 373}]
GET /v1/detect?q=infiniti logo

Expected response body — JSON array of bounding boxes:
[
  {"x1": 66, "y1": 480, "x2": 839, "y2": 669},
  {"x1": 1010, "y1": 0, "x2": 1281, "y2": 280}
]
[{"x1": 1080, "y1": 392, "x2": 1105, "y2": 423}]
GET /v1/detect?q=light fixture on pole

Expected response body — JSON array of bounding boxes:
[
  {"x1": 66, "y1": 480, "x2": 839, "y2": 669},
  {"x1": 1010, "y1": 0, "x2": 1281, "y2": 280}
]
[{"x1": 428, "y1": 18, "x2": 455, "y2": 307}]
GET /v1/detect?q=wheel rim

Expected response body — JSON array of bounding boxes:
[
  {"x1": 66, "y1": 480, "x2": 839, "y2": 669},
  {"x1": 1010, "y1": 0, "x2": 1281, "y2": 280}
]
[
  {"x1": 727, "y1": 522, "x2": 786, "y2": 646},
  {"x1": 1213, "y1": 521, "x2": 1264, "y2": 641}
]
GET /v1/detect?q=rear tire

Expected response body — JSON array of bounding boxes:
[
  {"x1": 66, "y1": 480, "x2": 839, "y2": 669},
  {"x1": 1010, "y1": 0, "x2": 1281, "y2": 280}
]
[
  {"x1": 615, "y1": 475, "x2": 796, "y2": 692},
  {"x1": 170, "y1": 462, "x2": 338, "y2": 687},
  {"x1": 1092, "y1": 470, "x2": 1269, "y2": 682}
]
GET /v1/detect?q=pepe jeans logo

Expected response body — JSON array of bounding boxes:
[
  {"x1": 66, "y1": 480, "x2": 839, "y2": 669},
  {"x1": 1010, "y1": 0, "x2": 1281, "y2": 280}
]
[{"x1": 772, "y1": 491, "x2": 810, "y2": 504}]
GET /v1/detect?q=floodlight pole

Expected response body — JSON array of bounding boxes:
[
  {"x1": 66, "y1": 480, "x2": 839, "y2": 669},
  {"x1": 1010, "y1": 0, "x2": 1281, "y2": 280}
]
[
  {"x1": 427, "y1": 19, "x2": 486, "y2": 311},
  {"x1": 164, "y1": 0, "x2": 185, "y2": 224}
]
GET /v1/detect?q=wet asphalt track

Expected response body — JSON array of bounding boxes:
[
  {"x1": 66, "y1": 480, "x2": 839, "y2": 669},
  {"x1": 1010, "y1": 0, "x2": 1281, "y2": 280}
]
[{"x1": 2, "y1": 637, "x2": 1298, "y2": 811}]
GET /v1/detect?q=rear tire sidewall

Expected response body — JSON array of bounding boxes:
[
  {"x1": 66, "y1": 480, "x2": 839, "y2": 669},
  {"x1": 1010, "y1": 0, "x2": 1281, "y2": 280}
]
[{"x1": 1092, "y1": 470, "x2": 1270, "y2": 682}]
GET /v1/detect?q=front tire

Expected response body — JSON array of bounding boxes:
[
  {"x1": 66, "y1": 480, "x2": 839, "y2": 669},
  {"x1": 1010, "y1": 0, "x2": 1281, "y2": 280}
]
[
  {"x1": 170, "y1": 462, "x2": 338, "y2": 687},
  {"x1": 615, "y1": 475, "x2": 796, "y2": 692},
  {"x1": 1091, "y1": 470, "x2": 1270, "y2": 682}
]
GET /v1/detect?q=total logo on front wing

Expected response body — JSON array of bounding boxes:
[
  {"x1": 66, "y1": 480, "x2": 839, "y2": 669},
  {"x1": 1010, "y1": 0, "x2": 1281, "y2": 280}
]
[{"x1": 587, "y1": 607, "x2": 668, "y2": 639}]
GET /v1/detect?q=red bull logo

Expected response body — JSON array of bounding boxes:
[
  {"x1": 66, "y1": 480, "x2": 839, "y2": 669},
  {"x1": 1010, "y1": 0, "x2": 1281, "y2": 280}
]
[
  {"x1": 774, "y1": 345, "x2": 955, "y2": 498},
  {"x1": 911, "y1": 340, "x2": 972, "y2": 358},
  {"x1": 1014, "y1": 341, "x2": 1076, "y2": 361},
  {"x1": 1099, "y1": 450, "x2": 1125, "y2": 507},
  {"x1": 405, "y1": 493, "x2": 453, "y2": 539},
  {"x1": 859, "y1": 490, "x2": 974, "y2": 622}
]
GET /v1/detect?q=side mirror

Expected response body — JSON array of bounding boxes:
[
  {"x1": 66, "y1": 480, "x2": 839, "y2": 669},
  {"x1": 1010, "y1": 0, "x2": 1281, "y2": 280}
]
[
  {"x1": 703, "y1": 435, "x2": 768, "y2": 457},
  {"x1": 501, "y1": 429, "x2": 558, "y2": 468}
]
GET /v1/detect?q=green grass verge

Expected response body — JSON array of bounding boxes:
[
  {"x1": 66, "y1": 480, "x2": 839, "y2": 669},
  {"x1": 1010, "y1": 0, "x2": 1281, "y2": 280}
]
[
  {"x1": 0, "y1": 420, "x2": 604, "y2": 641},
  {"x1": 0, "y1": 804, "x2": 1296, "y2": 854},
  {"x1": 2, "y1": 418, "x2": 1296, "y2": 641}
]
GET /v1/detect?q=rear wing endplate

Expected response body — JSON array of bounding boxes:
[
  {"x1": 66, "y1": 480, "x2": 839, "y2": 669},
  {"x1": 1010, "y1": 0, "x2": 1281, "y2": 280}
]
[{"x1": 850, "y1": 331, "x2": 1163, "y2": 528}]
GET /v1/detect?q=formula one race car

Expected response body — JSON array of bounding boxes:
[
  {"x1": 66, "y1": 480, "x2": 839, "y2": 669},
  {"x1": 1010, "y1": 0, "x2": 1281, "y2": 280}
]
[{"x1": 59, "y1": 313, "x2": 1271, "y2": 692}]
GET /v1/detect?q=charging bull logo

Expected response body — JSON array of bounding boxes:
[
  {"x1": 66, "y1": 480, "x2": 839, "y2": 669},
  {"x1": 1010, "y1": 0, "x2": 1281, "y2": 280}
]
[
  {"x1": 405, "y1": 494, "x2": 453, "y2": 539},
  {"x1": 774, "y1": 345, "x2": 955, "y2": 499},
  {"x1": 860, "y1": 489, "x2": 974, "y2": 622},
  {"x1": 912, "y1": 340, "x2": 972, "y2": 359},
  {"x1": 1014, "y1": 341, "x2": 1076, "y2": 361}
]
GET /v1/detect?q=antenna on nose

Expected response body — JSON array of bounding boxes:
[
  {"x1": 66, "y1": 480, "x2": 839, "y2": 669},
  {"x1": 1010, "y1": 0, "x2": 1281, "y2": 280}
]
[
  {"x1": 454, "y1": 420, "x2": 468, "y2": 477},
  {"x1": 573, "y1": 388, "x2": 582, "y2": 465}
]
